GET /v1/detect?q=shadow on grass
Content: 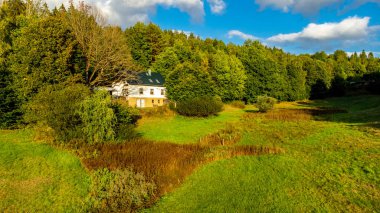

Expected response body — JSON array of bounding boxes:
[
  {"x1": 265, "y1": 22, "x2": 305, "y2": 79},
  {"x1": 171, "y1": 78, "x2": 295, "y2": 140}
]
[{"x1": 296, "y1": 95, "x2": 380, "y2": 130}]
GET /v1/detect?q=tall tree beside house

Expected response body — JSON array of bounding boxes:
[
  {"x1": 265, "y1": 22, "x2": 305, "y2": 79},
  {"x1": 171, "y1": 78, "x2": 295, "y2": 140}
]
[
  {"x1": 66, "y1": 1, "x2": 135, "y2": 87},
  {"x1": 152, "y1": 47, "x2": 180, "y2": 77},
  {"x1": 165, "y1": 62, "x2": 216, "y2": 101},
  {"x1": 9, "y1": 11, "x2": 80, "y2": 103},
  {"x1": 125, "y1": 22, "x2": 167, "y2": 69}
]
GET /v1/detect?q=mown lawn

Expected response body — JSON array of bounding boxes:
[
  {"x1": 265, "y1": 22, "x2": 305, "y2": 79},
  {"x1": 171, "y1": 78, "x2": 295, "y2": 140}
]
[
  {"x1": 137, "y1": 105, "x2": 245, "y2": 144},
  {"x1": 0, "y1": 130, "x2": 90, "y2": 212},
  {"x1": 149, "y1": 95, "x2": 380, "y2": 212}
]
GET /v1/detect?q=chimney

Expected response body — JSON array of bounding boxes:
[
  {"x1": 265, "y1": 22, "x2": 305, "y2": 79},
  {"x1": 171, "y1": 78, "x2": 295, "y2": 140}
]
[{"x1": 148, "y1": 69, "x2": 151, "y2": 76}]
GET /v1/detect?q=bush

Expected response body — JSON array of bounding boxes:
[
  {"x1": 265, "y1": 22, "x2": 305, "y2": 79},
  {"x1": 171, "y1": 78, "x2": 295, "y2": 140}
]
[
  {"x1": 87, "y1": 168, "x2": 156, "y2": 212},
  {"x1": 78, "y1": 90, "x2": 116, "y2": 144},
  {"x1": 230, "y1": 100, "x2": 245, "y2": 109},
  {"x1": 176, "y1": 96, "x2": 223, "y2": 117},
  {"x1": 256, "y1": 96, "x2": 277, "y2": 112},
  {"x1": 111, "y1": 102, "x2": 141, "y2": 141},
  {"x1": 24, "y1": 83, "x2": 90, "y2": 142}
]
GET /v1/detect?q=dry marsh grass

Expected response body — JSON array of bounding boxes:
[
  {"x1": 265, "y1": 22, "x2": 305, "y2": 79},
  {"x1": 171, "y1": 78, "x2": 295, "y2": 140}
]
[
  {"x1": 80, "y1": 136, "x2": 282, "y2": 203},
  {"x1": 244, "y1": 107, "x2": 347, "y2": 122}
]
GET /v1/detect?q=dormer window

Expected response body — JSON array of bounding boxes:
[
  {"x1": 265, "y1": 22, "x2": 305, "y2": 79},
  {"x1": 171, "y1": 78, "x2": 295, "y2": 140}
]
[
  {"x1": 149, "y1": 79, "x2": 153, "y2": 83},
  {"x1": 156, "y1": 79, "x2": 160, "y2": 83}
]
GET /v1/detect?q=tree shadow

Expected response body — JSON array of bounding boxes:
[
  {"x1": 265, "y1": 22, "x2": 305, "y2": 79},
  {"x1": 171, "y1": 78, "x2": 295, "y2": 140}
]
[{"x1": 296, "y1": 95, "x2": 380, "y2": 130}]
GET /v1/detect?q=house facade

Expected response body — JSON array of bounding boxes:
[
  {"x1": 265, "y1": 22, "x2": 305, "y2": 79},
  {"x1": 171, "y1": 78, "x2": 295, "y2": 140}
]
[{"x1": 112, "y1": 71, "x2": 167, "y2": 108}]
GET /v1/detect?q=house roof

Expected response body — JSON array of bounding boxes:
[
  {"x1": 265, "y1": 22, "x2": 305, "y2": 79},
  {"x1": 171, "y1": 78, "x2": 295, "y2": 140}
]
[{"x1": 128, "y1": 71, "x2": 165, "y2": 86}]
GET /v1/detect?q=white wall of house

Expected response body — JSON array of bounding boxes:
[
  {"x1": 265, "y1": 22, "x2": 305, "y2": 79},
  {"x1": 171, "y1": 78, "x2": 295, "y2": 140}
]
[
  {"x1": 128, "y1": 85, "x2": 166, "y2": 98},
  {"x1": 112, "y1": 82, "x2": 166, "y2": 99}
]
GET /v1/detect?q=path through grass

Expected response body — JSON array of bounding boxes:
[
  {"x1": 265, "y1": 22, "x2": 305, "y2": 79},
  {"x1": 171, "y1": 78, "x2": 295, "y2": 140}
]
[{"x1": 0, "y1": 130, "x2": 90, "y2": 212}]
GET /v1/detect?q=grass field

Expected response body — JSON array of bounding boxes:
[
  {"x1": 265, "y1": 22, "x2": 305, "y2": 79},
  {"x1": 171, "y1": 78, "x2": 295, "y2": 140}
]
[
  {"x1": 136, "y1": 105, "x2": 245, "y2": 143},
  {"x1": 0, "y1": 130, "x2": 90, "y2": 212},
  {"x1": 149, "y1": 95, "x2": 380, "y2": 212},
  {"x1": 1, "y1": 95, "x2": 379, "y2": 212}
]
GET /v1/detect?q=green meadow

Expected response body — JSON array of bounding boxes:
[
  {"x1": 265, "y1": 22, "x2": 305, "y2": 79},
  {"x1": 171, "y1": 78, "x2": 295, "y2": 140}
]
[
  {"x1": 1, "y1": 95, "x2": 379, "y2": 212},
  {"x1": 0, "y1": 130, "x2": 90, "y2": 212},
  {"x1": 148, "y1": 95, "x2": 380, "y2": 212}
]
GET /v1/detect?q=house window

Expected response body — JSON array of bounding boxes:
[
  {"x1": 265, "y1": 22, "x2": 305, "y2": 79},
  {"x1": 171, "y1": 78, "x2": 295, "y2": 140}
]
[
  {"x1": 158, "y1": 99, "x2": 160, "y2": 104},
  {"x1": 152, "y1": 99, "x2": 154, "y2": 104},
  {"x1": 139, "y1": 88, "x2": 143, "y2": 95},
  {"x1": 161, "y1": 89, "x2": 165, "y2": 95},
  {"x1": 150, "y1": 89, "x2": 154, "y2": 95}
]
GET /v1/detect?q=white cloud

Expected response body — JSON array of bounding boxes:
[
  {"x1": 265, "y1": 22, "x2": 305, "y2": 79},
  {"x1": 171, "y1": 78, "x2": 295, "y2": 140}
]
[
  {"x1": 207, "y1": 0, "x2": 226, "y2": 14},
  {"x1": 255, "y1": 0, "x2": 342, "y2": 16},
  {"x1": 45, "y1": 0, "x2": 205, "y2": 27},
  {"x1": 227, "y1": 30, "x2": 259, "y2": 40},
  {"x1": 268, "y1": 16, "x2": 373, "y2": 43}
]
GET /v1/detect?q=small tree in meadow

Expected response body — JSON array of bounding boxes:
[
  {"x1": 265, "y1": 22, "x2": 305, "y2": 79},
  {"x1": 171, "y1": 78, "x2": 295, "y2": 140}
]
[
  {"x1": 256, "y1": 96, "x2": 277, "y2": 112},
  {"x1": 78, "y1": 90, "x2": 116, "y2": 144}
]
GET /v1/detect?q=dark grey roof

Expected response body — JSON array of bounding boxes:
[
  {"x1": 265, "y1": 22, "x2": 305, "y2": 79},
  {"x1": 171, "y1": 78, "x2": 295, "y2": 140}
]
[{"x1": 128, "y1": 71, "x2": 165, "y2": 86}]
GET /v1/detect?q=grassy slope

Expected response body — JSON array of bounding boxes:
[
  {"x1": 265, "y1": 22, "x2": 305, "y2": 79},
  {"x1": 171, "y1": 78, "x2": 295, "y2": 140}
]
[
  {"x1": 136, "y1": 105, "x2": 245, "y2": 144},
  {"x1": 0, "y1": 130, "x2": 90, "y2": 212},
  {"x1": 149, "y1": 95, "x2": 380, "y2": 212}
]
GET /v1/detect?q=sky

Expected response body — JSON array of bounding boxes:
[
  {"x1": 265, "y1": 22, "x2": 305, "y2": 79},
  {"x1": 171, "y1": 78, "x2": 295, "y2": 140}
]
[{"x1": 46, "y1": 0, "x2": 380, "y2": 56}]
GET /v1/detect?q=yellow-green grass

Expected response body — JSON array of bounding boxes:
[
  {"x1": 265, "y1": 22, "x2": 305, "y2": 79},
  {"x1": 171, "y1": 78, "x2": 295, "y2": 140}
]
[
  {"x1": 0, "y1": 130, "x2": 90, "y2": 212},
  {"x1": 137, "y1": 105, "x2": 245, "y2": 144},
  {"x1": 150, "y1": 95, "x2": 380, "y2": 212}
]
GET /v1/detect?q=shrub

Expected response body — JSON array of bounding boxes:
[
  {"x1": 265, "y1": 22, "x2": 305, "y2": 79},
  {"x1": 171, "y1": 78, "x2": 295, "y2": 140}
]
[
  {"x1": 24, "y1": 83, "x2": 90, "y2": 142},
  {"x1": 78, "y1": 90, "x2": 116, "y2": 144},
  {"x1": 111, "y1": 101, "x2": 141, "y2": 141},
  {"x1": 230, "y1": 100, "x2": 245, "y2": 109},
  {"x1": 176, "y1": 96, "x2": 223, "y2": 117},
  {"x1": 256, "y1": 96, "x2": 277, "y2": 112},
  {"x1": 87, "y1": 168, "x2": 156, "y2": 212}
]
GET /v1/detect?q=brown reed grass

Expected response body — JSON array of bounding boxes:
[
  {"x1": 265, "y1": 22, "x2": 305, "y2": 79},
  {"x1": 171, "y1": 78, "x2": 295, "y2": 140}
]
[
  {"x1": 80, "y1": 137, "x2": 282, "y2": 203},
  {"x1": 244, "y1": 107, "x2": 347, "y2": 121}
]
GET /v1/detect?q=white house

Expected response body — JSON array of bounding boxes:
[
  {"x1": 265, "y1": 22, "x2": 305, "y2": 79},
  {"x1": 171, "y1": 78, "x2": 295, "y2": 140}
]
[{"x1": 112, "y1": 70, "x2": 167, "y2": 108}]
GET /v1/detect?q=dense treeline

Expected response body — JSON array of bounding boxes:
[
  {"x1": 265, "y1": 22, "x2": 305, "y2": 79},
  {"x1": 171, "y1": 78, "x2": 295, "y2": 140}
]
[
  {"x1": 125, "y1": 23, "x2": 380, "y2": 104},
  {"x1": 1, "y1": 0, "x2": 380, "y2": 130}
]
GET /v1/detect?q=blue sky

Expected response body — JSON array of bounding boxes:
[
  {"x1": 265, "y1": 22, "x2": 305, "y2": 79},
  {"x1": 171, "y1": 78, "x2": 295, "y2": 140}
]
[{"x1": 47, "y1": 0, "x2": 380, "y2": 55}]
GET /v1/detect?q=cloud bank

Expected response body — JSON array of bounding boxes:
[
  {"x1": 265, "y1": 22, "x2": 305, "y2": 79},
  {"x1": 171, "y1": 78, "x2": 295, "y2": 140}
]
[
  {"x1": 268, "y1": 16, "x2": 372, "y2": 43},
  {"x1": 266, "y1": 16, "x2": 380, "y2": 52}
]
